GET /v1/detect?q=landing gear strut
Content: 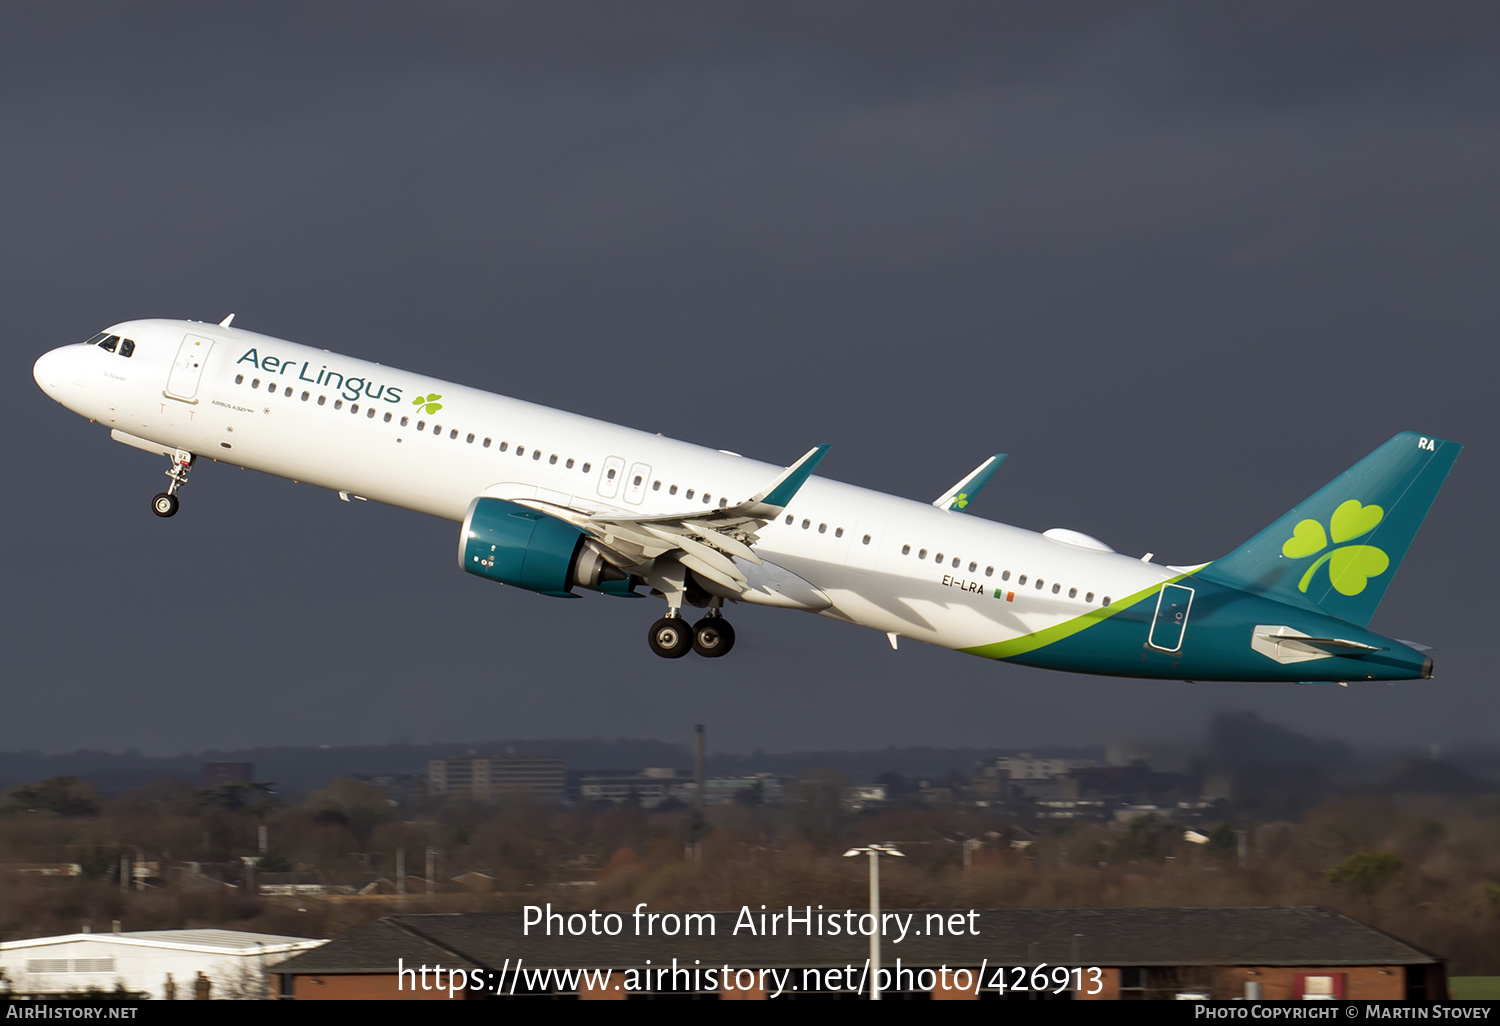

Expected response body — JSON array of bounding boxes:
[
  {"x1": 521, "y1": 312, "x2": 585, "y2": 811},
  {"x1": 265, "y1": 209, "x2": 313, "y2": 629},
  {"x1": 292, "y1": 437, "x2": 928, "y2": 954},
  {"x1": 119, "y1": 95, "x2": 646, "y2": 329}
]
[{"x1": 152, "y1": 449, "x2": 194, "y2": 518}]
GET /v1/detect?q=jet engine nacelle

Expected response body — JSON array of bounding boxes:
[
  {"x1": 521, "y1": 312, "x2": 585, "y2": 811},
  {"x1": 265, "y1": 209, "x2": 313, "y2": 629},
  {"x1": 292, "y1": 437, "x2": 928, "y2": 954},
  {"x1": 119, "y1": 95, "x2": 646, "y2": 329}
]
[{"x1": 458, "y1": 497, "x2": 637, "y2": 598}]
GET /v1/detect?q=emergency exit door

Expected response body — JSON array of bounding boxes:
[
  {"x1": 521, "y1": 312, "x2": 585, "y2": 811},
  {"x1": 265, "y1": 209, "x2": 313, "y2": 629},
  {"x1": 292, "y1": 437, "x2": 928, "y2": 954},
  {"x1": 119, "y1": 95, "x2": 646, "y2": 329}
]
[{"x1": 1148, "y1": 584, "x2": 1195, "y2": 653}]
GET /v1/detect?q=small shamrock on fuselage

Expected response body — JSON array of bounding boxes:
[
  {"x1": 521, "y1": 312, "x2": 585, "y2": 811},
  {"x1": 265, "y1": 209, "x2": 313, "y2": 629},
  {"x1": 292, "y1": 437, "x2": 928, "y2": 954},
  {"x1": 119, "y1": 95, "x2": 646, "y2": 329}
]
[
  {"x1": 413, "y1": 393, "x2": 443, "y2": 414},
  {"x1": 1281, "y1": 499, "x2": 1390, "y2": 596}
]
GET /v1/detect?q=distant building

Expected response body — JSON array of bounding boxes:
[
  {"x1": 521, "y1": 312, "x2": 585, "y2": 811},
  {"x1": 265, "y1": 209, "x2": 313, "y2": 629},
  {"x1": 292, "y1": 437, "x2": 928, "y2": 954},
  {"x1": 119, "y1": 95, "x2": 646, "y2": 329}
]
[
  {"x1": 579, "y1": 771, "x2": 678, "y2": 808},
  {"x1": 272, "y1": 908, "x2": 1446, "y2": 1001},
  {"x1": 201, "y1": 763, "x2": 254, "y2": 789},
  {"x1": 428, "y1": 755, "x2": 565, "y2": 803},
  {"x1": 993, "y1": 754, "x2": 1099, "y2": 781},
  {"x1": 0, "y1": 929, "x2": 324, "y2": 1000}
]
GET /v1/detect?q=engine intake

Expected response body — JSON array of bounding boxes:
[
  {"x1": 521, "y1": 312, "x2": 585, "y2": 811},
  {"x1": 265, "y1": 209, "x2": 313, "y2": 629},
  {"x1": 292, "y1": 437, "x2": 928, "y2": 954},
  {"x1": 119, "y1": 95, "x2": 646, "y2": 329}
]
[{"x1": 459, "y1": 497, "x2": 636, "y2": 598}]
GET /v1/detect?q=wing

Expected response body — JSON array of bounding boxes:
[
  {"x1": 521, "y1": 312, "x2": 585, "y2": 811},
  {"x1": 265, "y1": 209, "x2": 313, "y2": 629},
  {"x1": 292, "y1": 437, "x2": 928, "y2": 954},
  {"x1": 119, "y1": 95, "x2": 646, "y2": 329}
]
[{"x1": 515, "y1": 445, "x2": 830, "y2": 597}]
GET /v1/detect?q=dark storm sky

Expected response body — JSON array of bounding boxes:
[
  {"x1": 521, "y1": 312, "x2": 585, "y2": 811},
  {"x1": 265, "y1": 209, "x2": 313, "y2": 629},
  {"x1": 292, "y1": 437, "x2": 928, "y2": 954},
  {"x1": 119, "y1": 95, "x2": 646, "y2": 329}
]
[{"x1": 5, "y1": 4, "x2": 1497, "y2": 756}]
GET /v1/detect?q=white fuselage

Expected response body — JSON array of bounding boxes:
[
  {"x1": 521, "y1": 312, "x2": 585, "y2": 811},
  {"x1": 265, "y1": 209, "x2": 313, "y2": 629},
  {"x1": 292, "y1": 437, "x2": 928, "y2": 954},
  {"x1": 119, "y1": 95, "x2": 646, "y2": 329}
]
[{"x1": 34, "y1": 319, "x2": 1176, "y2": 655}]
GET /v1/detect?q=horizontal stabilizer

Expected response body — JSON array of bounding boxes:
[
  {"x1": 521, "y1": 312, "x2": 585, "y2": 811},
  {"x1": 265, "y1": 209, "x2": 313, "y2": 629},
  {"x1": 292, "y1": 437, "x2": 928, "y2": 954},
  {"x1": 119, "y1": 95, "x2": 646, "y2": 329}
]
[{"x1": 933, "y1": 454, "x2": 1006, "y2": 511}]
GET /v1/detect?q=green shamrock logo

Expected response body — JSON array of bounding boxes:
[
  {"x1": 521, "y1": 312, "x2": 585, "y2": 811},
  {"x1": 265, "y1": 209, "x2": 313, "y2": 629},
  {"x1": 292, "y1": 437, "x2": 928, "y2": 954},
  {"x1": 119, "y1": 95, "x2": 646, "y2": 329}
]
[
  {"x1": 412, "y1": 392, "x2": 443, "y2": 414},
  {"x1": 952, "y1": 492, "x2": 969, "y2": 510},
  {"x1": 1281, "y1": 499, "x2": 1390, "y2": 596}
]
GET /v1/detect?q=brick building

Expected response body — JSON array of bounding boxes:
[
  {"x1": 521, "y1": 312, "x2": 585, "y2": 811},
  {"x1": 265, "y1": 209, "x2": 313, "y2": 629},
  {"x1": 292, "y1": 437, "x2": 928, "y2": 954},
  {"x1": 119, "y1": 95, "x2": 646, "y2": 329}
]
[{"x1": 272, "y1": 907, "x2": 1444, "y2": 1001}]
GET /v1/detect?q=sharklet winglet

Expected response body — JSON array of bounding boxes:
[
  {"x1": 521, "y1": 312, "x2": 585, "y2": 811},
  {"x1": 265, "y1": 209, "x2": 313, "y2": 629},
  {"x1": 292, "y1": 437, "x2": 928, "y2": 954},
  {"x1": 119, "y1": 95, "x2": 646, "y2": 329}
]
[
  {"x1": 933, "y1": 454, "x2": 1006, "y2": 511},
  {"x1": 742, "y1": 444, "x2": 831, "y2": 514}
]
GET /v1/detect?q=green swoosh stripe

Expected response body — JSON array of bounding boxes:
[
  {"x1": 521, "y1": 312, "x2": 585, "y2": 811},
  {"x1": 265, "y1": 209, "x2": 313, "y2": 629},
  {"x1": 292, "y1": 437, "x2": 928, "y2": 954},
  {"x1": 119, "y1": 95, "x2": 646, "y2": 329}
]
[{"x1": 962, "y1": 570, "x2": 1197, "y2": 660}]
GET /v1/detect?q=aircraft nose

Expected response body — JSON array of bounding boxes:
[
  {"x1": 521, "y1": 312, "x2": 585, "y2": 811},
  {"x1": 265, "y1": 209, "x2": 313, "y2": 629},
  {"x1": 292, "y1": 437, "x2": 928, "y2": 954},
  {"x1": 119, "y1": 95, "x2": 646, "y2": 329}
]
[{"x1": 33, "y1": 348, "x2": 66, "y2": 399}]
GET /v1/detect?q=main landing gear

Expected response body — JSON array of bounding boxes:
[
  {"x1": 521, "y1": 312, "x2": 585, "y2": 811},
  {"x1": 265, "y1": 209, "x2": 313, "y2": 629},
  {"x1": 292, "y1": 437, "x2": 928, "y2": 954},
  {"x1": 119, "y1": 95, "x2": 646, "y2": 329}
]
[
  {"x1": 644, "y1": 568, "x2": 737, "y2": 659},
  {"x1": 647, "y1": 587, "x2": 737, "y2": 662},
  {"x1": 647, "y1": 613, "x2": 737, "y2": 659},
  {"x1": 151, "y1": 449, "x2": 194, "y2": 518}
]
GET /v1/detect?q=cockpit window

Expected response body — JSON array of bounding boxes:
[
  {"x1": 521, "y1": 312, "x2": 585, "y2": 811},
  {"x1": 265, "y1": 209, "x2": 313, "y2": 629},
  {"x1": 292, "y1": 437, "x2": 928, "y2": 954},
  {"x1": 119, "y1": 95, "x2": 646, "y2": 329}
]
[
  {"x1": 84, "y1": 332, "x2": 108, "y2": 346},
  {"x1": 99, "y1": 335, "x2": 119, "y2": 353},
  {"x1": 119, "y1": 338, "x2": 135, "y2": 358}
]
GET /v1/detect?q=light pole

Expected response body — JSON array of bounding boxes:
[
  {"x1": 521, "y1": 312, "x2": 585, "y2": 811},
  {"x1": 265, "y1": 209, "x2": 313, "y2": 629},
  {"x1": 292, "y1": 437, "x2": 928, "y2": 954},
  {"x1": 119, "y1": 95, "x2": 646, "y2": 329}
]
[{"x1": 843, "y1": 843, "x2": 904, "y2": 1000}]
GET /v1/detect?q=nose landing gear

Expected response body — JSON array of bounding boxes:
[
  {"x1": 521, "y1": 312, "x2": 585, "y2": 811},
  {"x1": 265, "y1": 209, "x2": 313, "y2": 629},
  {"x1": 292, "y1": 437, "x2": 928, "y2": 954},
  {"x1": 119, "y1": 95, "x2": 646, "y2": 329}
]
[{"x1": 151, "y1": 449, "x2": 194, "y2": 518}]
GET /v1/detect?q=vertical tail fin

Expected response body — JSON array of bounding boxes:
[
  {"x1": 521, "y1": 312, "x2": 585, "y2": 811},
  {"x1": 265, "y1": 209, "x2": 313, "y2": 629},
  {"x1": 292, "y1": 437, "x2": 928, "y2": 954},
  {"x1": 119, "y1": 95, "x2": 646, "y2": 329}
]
[{"x1": 1198, "y1": 431, "x2": 1461, "y2": 627}]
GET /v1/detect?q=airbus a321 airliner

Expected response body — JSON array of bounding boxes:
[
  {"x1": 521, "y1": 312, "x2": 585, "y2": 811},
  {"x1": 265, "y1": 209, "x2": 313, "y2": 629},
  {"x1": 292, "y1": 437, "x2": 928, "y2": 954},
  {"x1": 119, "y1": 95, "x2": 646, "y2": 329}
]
[{"x1": 34, "y1": 318, "x2": 1460, "y2": 681}]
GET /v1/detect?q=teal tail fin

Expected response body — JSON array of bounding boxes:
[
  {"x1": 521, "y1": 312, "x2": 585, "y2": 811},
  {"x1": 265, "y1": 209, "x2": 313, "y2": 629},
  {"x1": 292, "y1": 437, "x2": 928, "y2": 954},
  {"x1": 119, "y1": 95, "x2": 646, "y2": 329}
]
[{"x1": 1198, "y1": 431, "x2": 1462, "y2": 627}]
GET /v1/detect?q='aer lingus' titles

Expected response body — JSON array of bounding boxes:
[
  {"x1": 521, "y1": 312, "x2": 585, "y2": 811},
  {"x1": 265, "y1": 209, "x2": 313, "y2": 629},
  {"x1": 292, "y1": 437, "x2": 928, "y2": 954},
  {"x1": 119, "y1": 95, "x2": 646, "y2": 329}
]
[{"x1": 236, "y1": 348, "x2": 404, "y2": 405}]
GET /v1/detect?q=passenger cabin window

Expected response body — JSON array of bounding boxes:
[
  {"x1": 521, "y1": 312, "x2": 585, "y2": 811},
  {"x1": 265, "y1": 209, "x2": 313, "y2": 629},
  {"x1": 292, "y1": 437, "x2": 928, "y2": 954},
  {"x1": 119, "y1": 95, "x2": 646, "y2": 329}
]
[
  {"x1": 835, "y1": 528, "x2": 844, "y2": 538},
  {"x1": 498, "y1": 441, "x2": 507, "y2": 451},
  {"x1": 351, "y1": 404, "x2": 360, "y2": 414},
  {"x1": 483, "y1": 437, "x2": 491, "y2": 447},
  {"x1": 608, "y1": 468, "x2": 617, "y2": 480},
  {"x1": 284, "y1": 387, "x2": 293, "y2": 397},
  {"x1": 401, "y1": 416, "x2": 409, "y2": 427},
  {"x1": 802, "y1": 519, "x2": 811, "y2": 529},
  {"x1": 935, "y1": 553, "x2": 943, "y2": 563},
  {"x1": 235, "y1": 374, "x2": 244, "y2": 384},
  {"x1": 952, "y1": 558, "x2": 960, "y2": 568},
  {"x1": 684, "y1": 488, "x2": 692, "y2": 498},
  {"x1": 252, "y1": 378, "x2": 261, "y2": 388},
  {"x1": 1052, "y1": 583, "x2": 1061, "y2": 594},
  {"x1": 317, "y1": 396, "x2": 326, "y2": 406},
  {"x1": 818, "y1": 524, "x2": 826, "y2": 534},
  {"x1": 551, "y1": 455, "x2": 559, "y2": 465},
  {"x1": 1068, "y1": 587, "x2": 1077, "y2": 598},
  {"x1": 334, "y1": 400, "x2": 343, "y2": 410},
  {"x1": 367, "y1": 408, "x2": 377, "y2": 418},
  {"x1": 1085, "y1": 592, "x2": 1094, "y2": 602},
  {"x1": 302, "y1": 391, "x2": 310, "y2": 401},
  {"x1": 862, "y1": 535, "x2": 871, "y2": 545},
  {"x1": 902, "y1": 545, "x2": 910, "y2": 554},
  {"x1": 385, "y1": 412, "x2": 393, "y2": 422},
  {"x1": 416, "y1": 420, "x2": 425, "y2": 430},
  {"x1": 1001, "y1": 570, "x2": 1010, "y2": 580},
  {"x1": 467, "y1": 433, "x2": 475, "y2": 443},
  {"x1": 918, "y1": 549, "x2": 927, "y2": 559},
  {"x1": 786, "y1": 515, "x2": 793, "y2": 525},
  {"x1": 1017, "y1": 575, "x2": 1027, "y2": 585},
  {"x1": 582, "y1": 463, "x2": 591, "y2": 473},
  {"x1": 1102, "y1": 596, "x2": 1112, "y2": 606},
  {"x1": 985, "y1": 567, "x2": 994, "y2": 577},
  {"x1": 533, "y1": 450, "x2": 541, "y2": 460},
  {"x1": 1035, "y1": 579, "x2": 1044, "y2": 589}
]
